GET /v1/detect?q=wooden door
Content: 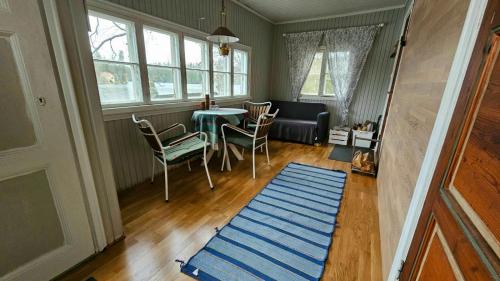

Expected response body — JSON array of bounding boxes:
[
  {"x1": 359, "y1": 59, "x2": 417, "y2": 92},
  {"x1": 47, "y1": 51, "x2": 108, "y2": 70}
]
[
  {"x1": 400, "y1": 1, "x2": 500, "y2": 280},
  {"x1": 0, "y1": 0, "x2": 95, "y2": 280}
]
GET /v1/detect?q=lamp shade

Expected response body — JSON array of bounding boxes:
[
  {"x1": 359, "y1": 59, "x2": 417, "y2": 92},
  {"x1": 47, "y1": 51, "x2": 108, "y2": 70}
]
[{"x1": 207, "y1": 26, "x2": 239, "y2": 43}]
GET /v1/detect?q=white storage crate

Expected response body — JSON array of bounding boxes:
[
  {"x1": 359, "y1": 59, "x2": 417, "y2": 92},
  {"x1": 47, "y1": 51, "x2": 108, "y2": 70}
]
[
  {"x1": 329, "y1": 127, "x2": 350, "y2": 145},
  {"x1": 352, "y1": 130, "x2": 374, "y2": 148}
]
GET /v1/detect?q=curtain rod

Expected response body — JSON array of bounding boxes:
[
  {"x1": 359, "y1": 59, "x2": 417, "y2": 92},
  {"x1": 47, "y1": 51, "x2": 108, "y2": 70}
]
[{"x1": 282, "y1": 23, "x2": 385, "y2": 37}]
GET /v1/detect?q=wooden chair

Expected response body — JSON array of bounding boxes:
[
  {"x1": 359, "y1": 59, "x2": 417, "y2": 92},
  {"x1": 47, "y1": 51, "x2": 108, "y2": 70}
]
[
  {"x1": 221, "y1": 110, "x2": 279, "y2": 179},
  {"x1": 242, "y1": 101, "x2": 272, "y2": 130},
  {"x1": 132, "y1": 114, "x2": 213, "y2": 201}
]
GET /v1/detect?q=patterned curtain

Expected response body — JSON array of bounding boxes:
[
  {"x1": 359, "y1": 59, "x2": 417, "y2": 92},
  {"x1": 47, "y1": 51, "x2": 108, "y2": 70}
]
[
  {"x1": 284, "y1": 31, "x2": 323, "y2": 101},
  {"x1": 324, "y1": 25, "x2": 379, "y2": 125}
]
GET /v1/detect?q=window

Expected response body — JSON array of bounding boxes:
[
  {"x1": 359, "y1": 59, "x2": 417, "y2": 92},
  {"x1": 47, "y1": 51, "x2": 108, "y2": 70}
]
[
  {"x1": 87, "y1": 8, "x2": 251, "y2": 109},
  {"x1": 143, "y1": 27, "x2": 181, "y2": 101},
  {"x1": 212, "y1": 45, "x2": 249, "y2": 98},
  {"x1": 301, "y1": 52, "x2": 323, "y2": 96},
  {"x1": 88, "y1": 12, "x2": 142, "y2": 105},
  {"x1": 184, "y1": 37, "x2": 209, "y2": 99},
  {"x1": 301, "y1": 50, "x2": 348, "y2": 97},
  {"x1": 212, "y1": 46, "x2": 231, "y2": 97},
  {"x1": 233, "y1": 49, "x2": 249, "y2": 96}
]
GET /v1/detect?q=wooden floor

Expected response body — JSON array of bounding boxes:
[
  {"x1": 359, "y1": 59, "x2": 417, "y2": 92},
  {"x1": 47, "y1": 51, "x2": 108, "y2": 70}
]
[{"x1": 59, "y1": 141, "x2": 382, "y2": 281}]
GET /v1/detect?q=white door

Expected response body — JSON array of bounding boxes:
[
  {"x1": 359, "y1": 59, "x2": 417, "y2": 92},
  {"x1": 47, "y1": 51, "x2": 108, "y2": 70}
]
[{"x1": 0, "y1": 0, "x2": 95, "y2": 280}]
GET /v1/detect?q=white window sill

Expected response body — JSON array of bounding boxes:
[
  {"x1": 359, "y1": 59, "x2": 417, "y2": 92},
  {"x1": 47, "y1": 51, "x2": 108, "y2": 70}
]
[{"x1": 102, "y1": 97, "x2": 250, "y2": 121}]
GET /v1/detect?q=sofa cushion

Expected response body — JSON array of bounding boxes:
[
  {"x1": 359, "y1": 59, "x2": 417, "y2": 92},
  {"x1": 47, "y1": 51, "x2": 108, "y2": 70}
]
[
  {"x1": 269, "y1": 117, "x2": 317, "y2": 144},
  {"x1": 270, "y1": 100, "x2": 326, "y2": 121}
]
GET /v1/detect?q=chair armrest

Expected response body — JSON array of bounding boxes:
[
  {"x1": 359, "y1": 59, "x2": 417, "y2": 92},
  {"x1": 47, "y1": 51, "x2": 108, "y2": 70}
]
[
  {"x1": 167, "y1": 132, "x2": 201, "y2": 147},
  {"x1": 157, "y1": 123, "x2": 186, "y2": 135},
  {"x1": 222, "y1": 123, "x2": 254, "y2": 138},
  {"x1": 316, "y1": 112, "x2": 330, "y2": 142}
]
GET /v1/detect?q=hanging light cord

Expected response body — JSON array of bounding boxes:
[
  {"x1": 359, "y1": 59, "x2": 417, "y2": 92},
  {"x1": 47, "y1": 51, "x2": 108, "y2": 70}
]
[{"x1": 220, "y1": 0, "x2": 226, "y2": 27}]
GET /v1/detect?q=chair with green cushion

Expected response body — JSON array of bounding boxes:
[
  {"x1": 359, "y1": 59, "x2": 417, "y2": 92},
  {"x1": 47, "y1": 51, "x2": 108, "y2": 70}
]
[
  {"x1": 221, "y1": 109, "x2": 279, "y2": 179},
  {"x1": 242, "y1": 101, "x2": 272, "y2": 130},
  {"x1": 132, "y1": 114, "x2": 213, "y2": 201}
]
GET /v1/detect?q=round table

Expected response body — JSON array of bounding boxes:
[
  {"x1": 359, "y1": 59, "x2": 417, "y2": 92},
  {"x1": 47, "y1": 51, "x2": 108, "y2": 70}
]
[
  {"x1": 192, "y1": 108, "x2": 249, "y2": 170},
  {"x1": 193, "y1": 108, "x2": 248, "y2": 116},
  {"x1": 192, "y1": 107, "x2": 248, "y2": 147}
]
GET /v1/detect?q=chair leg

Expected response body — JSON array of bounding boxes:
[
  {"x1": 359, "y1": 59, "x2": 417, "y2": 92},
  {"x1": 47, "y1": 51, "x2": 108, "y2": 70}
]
[
  {"x1": 252, "y1": 147, "x2": 256, "y2": 179},
  {"x1": 151, "y1": 153, "x2": 155, "y2": 184},
  {"x1": 241, "y1": 148, "x2": 245, "y2": 158},
  {"x1": 261, "y1": 146, "x2": 263, "y2": 152},
  {"x1": 203, "y1": 155, "x2": 214, "y2": 189},
  {"x1": 221, "y1": 139, "x2": 231, "y2": 172},
  {"x1": 163, "y1": 160, "x2": 168, "y2": 202},
  {"x1": 265, "y1": 140, "x2": 270, "y2": 165},
  {"x1": 221, "y1": 144, "x2": 227, "y2": 171},
  {"x1": 187, "y1": 160, "x2": 191, "y2": 172}
]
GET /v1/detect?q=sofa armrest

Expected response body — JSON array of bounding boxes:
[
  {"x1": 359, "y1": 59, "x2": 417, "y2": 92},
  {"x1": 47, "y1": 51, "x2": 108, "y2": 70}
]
[{"x1": 316, "y1": 112, "x2": 330, "y2": 142}]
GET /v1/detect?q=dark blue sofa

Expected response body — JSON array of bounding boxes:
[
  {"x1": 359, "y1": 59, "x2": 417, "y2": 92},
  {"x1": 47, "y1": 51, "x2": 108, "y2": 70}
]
[{"x1": 268, "y1": 100, "x2": 330, "y2": 145}]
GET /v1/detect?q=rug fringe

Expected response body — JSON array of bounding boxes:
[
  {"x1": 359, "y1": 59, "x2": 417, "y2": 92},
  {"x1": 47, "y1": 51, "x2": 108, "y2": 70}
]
[{"x1": 174, "y1": 259, "x2": 185, "y2": 268}]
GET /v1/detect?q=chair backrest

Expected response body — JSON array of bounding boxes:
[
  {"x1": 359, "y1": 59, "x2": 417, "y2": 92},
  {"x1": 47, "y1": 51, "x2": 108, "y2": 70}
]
[
  {"x1": 243, "y1": 101, "x2": 272, "y2": 122},
  {"x1": 254, "y1": 109, "x2": 279, "y2": 139},
  {"x1": 131, "y1": 114, "x2": 162, "y2": 153},
  {"x1": 270, "y1": 100, "x2": 325, "y2": 121}
]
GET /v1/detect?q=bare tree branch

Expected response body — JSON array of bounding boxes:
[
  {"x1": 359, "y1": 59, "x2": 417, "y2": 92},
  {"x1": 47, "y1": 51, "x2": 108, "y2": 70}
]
[
  {"x1": 91, "y1": 33, "x2": 126, "y2": 55},
  {"x1": 112, "y1": 22, "x2": 126, "y2": 32},
  {"x1": 89, "y1": 18, "x2": 100, "y2": 50}
]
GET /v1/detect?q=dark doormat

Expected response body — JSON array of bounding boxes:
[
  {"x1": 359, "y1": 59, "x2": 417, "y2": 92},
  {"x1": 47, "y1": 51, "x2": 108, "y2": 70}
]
[{"x1": 329, "y1": 145, "x2": 371, "y2": 162}]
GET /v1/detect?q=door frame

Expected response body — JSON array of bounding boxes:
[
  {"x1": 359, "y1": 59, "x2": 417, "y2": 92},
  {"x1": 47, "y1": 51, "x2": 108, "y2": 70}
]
[
  {"x1": 387, "y1": 0, "x2": 490, "y2": 279},
  {"x1": 40, "y1": 0, "x2": 108, "y2": 251}
]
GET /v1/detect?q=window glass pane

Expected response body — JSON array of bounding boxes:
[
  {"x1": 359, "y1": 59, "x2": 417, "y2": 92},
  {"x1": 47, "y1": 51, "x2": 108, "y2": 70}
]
[
  {"x1": 213, "y1": 73, "x2": 231, "y2": 97},
  {"x1": 143, "y1": 27, "x2": 179, "y2": 67},
  {"x1": 233, "y1": 74, "x2": 247, "y2": 96},
  {"x1": 184, "y1": 37, "x2": 208, "y2": 70},
  {"x1": 186, "y1": 69, "x2": 209, "y2": 98},
  {"x1": 325, "y1": 51, "x2": 350, "y2": 96},
  {"x1": 213, "y1": 45, "x2": 230, "y2": 72},
  {"x1": 233, "y1": 49, "x2": 248, "y2": 74},
  {"x1": 88, "y1": 12, "x2": 137, "y2": 63},
  {"x1": 94, "y1": 61, "x2": 142, "y2": 105},
  {"x1": 301, "y1": 52, "x2": 323, "y2": 95},
  {"x1": 323, "y1": 62, "x2": 334, "y2": 96},
  {"x1": 148, "y1": 66, "x2": 182, "y2": 101}
]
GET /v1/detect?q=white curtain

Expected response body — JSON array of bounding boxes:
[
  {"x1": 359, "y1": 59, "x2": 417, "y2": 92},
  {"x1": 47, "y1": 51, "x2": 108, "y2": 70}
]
[
  {"x1": 284, "y1": 31, "x2": 323, "y2": 101},
  {"x1": 324, "y1": 25, "x2": 379, "y2": 125}
]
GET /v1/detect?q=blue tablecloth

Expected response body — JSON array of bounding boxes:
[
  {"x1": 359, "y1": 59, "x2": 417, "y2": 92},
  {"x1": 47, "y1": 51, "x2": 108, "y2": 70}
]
[{"x1": 192, "y1": 109, "x2": 247, "y2": 148}]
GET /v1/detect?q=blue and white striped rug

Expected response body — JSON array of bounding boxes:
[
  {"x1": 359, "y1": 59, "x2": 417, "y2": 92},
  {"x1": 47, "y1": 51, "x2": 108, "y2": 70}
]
[{"x1": 180, "y1": 162, "x2": 347, "y2": 281}]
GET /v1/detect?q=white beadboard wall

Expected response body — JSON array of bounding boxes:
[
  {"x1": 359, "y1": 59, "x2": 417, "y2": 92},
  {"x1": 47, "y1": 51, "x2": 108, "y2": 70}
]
[{"x1": 271, "y1": 8, "x2": 407, "y2": 126}]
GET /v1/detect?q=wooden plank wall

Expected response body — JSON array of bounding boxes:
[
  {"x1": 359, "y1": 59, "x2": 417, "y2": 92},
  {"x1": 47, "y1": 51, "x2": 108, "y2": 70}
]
[
  {"x1": 376, "y1": 0, "x2": 470, "y2": 278},
  {"x1": 271, "y1": 8, "x2": 407, "y2": 126}
]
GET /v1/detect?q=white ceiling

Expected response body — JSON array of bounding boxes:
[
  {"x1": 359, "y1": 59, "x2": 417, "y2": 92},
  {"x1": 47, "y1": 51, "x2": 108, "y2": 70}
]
[{"x1": 234, "y1": 0, "x2": 406, "y2": 24}]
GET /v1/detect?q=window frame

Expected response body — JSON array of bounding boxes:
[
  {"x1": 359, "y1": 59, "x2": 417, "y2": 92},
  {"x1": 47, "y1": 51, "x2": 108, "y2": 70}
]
[
  {"x1": 142, "y1": 25, "x2": 182, "y2": 103},
  {"x1": 88, "y1": 10, "x2": 144, "y2": 107},
  {"x1": 87, "y1": 2, "x2": 252, "y2": 117},
  {"x1": 300, "y1": 48, "x2": 337, "y2": 99},
  {"x1": 232, "y1": 48, "x2": 250, "y2": 97},
  {"x1": 183, "y1": 35, "x2": 210, "y2": 99},
  {"x1": 210, "y1": 44, "x2": 251, "y2": 99}
]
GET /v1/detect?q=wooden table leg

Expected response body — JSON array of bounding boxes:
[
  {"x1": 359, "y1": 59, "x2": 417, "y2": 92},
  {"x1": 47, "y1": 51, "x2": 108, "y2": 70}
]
[
  {"x1": 225, "y1": 151, "x2": 232, "y2": 171},
  {"x1": 228, "y1": 144, "x2": 244, "y2": 161}
]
